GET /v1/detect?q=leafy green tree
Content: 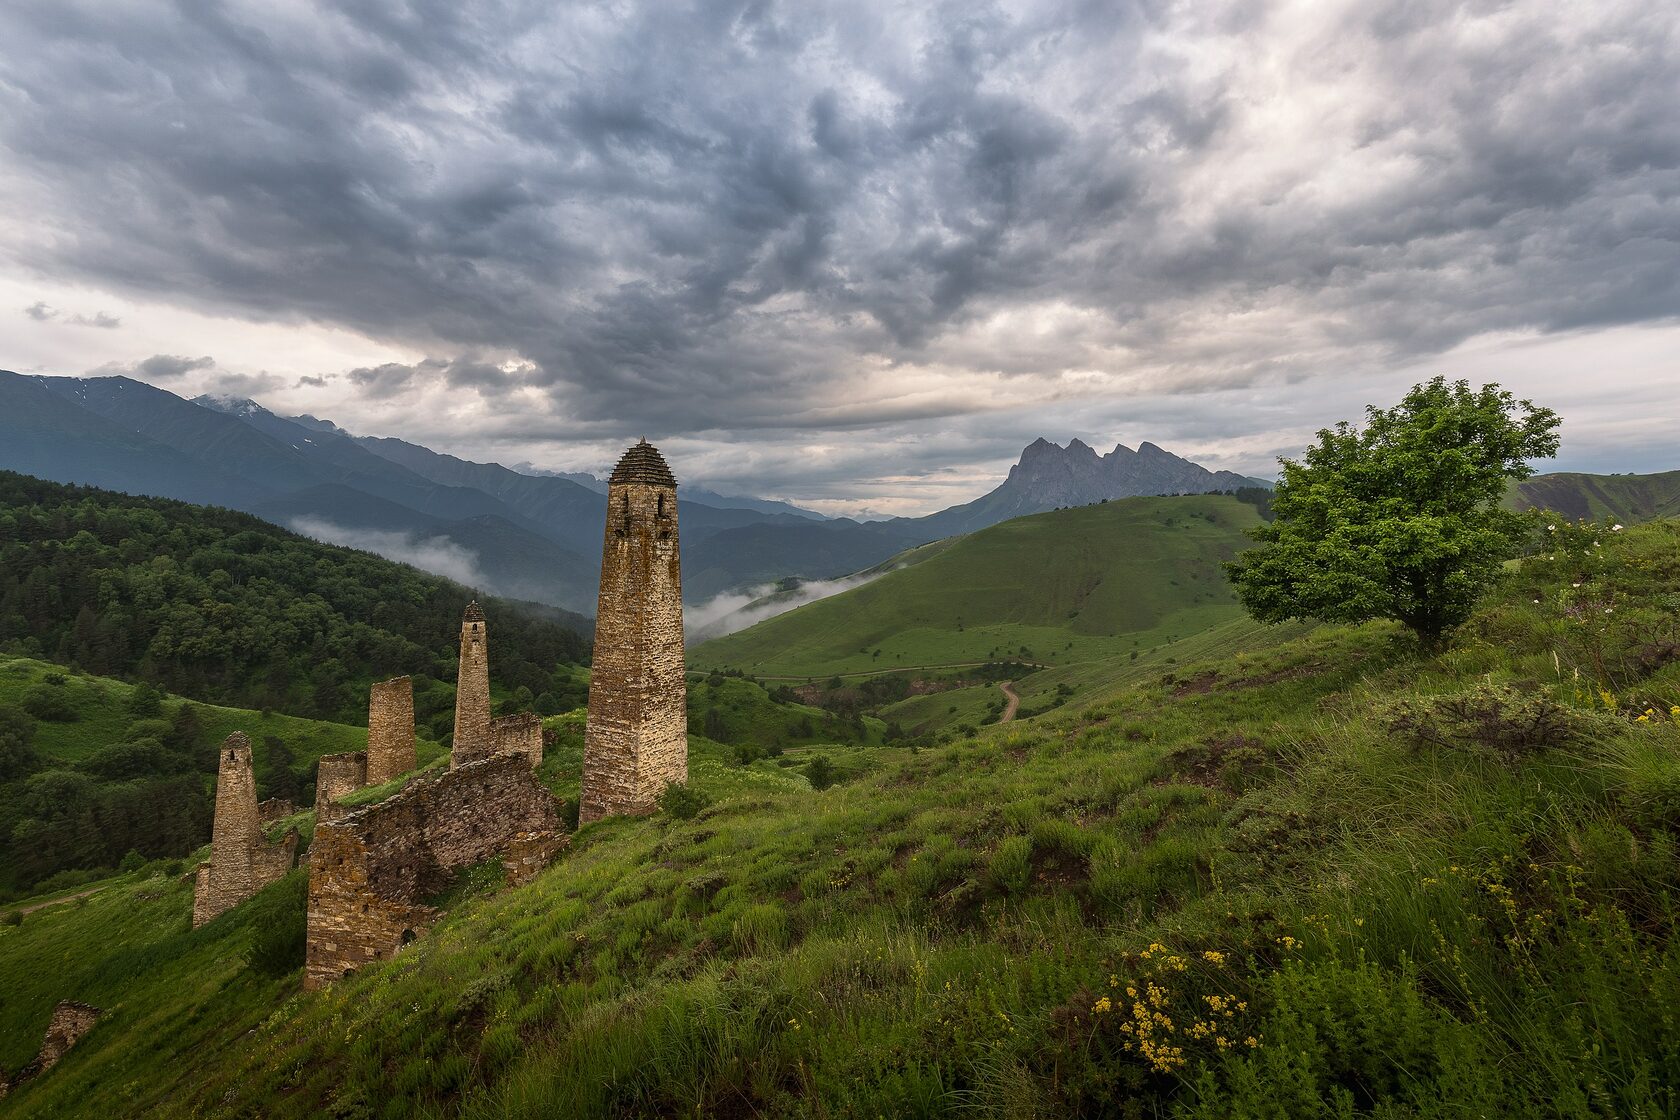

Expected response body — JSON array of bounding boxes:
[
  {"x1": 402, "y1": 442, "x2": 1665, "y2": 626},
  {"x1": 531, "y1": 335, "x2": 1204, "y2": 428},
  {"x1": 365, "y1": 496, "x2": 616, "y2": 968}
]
[
  {"x1": 126, "y1": 680, "x2": 163, "y2": 719},
  {"x1": 1226, "y1": 378, "x2": 1560, "y2": 649},
  {"x1": 806, "y1": 755, "x2": 837, "y2": 791}
]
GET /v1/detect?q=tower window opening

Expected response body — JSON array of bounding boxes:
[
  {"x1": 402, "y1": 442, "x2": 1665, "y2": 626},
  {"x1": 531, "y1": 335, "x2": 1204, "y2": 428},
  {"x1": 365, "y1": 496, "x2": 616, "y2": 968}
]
[{"x1": 657, "y1": 493, "x2": 666, "y2": 518}]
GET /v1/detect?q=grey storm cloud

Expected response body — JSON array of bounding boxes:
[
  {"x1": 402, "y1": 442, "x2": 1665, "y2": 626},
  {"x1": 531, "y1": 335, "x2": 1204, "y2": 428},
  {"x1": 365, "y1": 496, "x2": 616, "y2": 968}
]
[
  {"x1": 137, "y1": 354, "x2": 214, "y2": 379},
  {"x1": 1, "y1": 0, "x2": 1677, "y2": 486},
  {"x1": 23, "y1": 301, "x2": 119, "y2": 327}
]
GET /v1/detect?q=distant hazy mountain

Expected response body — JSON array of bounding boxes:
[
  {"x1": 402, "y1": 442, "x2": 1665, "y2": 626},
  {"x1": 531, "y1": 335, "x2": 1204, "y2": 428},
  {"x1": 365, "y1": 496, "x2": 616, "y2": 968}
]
[
  {"x1": 0, "y1": 373, "x2": 915, "y2": 612},
  {"x1": 899, "y1": 437, "x2": 1268, "y2": 538}
]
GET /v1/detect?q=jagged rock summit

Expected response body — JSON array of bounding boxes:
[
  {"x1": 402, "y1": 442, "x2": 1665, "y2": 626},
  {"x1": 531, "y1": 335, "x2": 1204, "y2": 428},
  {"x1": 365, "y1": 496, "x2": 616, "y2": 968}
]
[{"x1": 904, "y1": 437, "x2": 1267, "y2": 538}]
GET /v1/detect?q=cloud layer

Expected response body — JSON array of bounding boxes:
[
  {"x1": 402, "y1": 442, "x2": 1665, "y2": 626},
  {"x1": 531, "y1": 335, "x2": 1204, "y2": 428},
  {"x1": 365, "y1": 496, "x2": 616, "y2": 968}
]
[{"x1": 2, "y1": 0, "x2": 1677, "y2": 511}]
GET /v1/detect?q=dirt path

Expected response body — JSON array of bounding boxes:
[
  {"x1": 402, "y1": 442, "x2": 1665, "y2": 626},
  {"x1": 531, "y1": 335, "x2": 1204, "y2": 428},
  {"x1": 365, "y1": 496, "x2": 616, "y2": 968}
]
[
  {"x1": 13, "y1": 885, "x2": 104, "y2": 915},
  {"x1": 998, "y1": 681, "x2": 1021, "y2": 723}
]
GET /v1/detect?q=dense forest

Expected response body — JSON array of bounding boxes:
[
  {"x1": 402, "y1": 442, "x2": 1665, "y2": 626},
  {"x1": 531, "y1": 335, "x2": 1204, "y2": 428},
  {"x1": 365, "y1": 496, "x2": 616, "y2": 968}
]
[
  {"x1": 0, "y1": 470, "x2": 593, "y2": 896},
  {"x1": 0, "y1": 471, "x2": 590, "y2": 722}
]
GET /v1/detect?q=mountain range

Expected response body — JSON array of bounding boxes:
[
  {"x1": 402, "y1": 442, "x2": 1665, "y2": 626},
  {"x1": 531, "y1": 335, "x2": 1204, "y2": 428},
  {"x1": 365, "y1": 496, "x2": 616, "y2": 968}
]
[{"x1": 0, "y1": 370, "x2": 1272, "y2": 614}]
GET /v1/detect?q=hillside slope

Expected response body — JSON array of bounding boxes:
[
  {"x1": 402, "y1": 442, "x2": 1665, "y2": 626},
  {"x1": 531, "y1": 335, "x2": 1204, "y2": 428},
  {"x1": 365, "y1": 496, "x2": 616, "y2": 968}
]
[
  {"x1": 1508, "y1": 468, "x2": 1680, "y2": 523},
  {"x1": 5, "y1": 520, "x2": 1678, "y2": 1118},
  {"x1": 695, "y1": 494, "x2": 1265, "y2": 677},
  {"x1": 0, "y1": 470, "x2": 589, "y2": 724}
]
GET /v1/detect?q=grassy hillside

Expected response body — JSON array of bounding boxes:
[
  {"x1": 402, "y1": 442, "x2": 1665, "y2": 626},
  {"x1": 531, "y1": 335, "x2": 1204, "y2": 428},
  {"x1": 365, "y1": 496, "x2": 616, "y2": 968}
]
[
  {"x1": 0, "y1": 655, "x2": 446, "y2": 898},
  {"x1": 695, "y1": 495, "x2": 1263, "y2": 678},
  {"x1": 1507, "y1": 467, "x2": 1680, "y2": 523},
  {"x1": 7, "y1": 518, "x2": 1678, "y2": 1117},
  {"x1": 878, "y1": 616, "x2": 1313, "y2": 736},
  {"x1": 0, "y1": 656, "x2": 377, "y2": 767}
]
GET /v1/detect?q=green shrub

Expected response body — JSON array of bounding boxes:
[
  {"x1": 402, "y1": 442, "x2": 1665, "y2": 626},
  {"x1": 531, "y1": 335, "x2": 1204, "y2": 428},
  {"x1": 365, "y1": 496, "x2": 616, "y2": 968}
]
[
  {"x1": 807, "y1": 756, "x2": 837, "y2": 790},
  {"x1": 117, "y1": 850, "x2": 146, "y2": 873},
  {"x1": 990, "y1": 836, "x2": 1033, "y2": 896},
  {"x1": 731, "y1": 902, "x2": 788, "y2": 953},
  {"x1": 657, "y1": 782, "x2": 711, "y2": 820},
  {"x1": 21, "y1": 683, "x2": 77, "y2": 722},
  {"x1": 244, "y1": 870, "x2": 308, "y2": 977},
  {"x1": 2, "y1": 910, "x2": 21, "y2": 927},
  {"x1": 1385, "y1": 683, "x2": 1592, "y2": 757}
]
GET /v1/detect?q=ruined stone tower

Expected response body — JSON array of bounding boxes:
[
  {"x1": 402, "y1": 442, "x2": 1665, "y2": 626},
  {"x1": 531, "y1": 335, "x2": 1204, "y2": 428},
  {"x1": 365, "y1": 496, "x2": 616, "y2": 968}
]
[
  {"x1": 367, "y1": 676, "x2": 416, "y2": 785},
  {"x1": 452, "y1": 601, "x2": 492, "y2": 767},
  {"x1": 193, "y1": 732, "x2": 297, "y2": 927},
  {"x1": 580, "y1": 439, "x2": 688, "y2": 823}
]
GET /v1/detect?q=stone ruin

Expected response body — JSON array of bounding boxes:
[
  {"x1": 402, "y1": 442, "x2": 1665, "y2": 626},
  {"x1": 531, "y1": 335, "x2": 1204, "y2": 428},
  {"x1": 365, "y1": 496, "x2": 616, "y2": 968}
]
[
  {"x1": 367, "y1": 675, "x2": 418, "y2": 784},
  {"x1": 257, "y1": 797, "x2": 297, "y2": 824},
  {"x1": 192, "y1": 733, "x2": 300, "y2": 928},
  {"x1": 0, "y1": 1001, "x2": 100, "y2": 1099},
  {"x1": 451, "y1": 602, "x2": 493, "y2": 766},
  {"x1": 313, "y1": 675, "x2": 422, "y2": 820},
  {"x1": 492, "y1": 711, "x2": 544, "y2": 769},
  {"x1": 188, "y1": 442, "x2": 692, "y2": 986},
  {"x1": 302, "y1": 604, "x2": 559, "y2": 985},
  {"x1": 313, "y1": 750, "x2": 369, "y2": 822},
  {"x1": 581, "y1": 439, "x2": 689, "y2": 822},
  {"x1": 304, "y1": 753, "x2": 564, "y2": 989}
]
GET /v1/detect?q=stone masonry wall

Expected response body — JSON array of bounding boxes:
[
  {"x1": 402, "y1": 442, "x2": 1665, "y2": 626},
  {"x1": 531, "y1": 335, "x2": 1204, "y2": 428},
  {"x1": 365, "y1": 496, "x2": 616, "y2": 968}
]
[
  {"x1": 0, "y1": 1001, "x2": 101, "y2": 1097},
  {"x1": 258, "y1": 797, "x2": 297, "y2": 824},
  {"x1": 491, "y1": 711, "x2": 544, "y2": 769},
  {"x1": 367, "y1": 676, "x2": 417, "y2": 785},
  {"x1": 193, "y1": 733, "x2": 299, "y2": 928},
  {"x1": 452, "y1": 602, "x2": 492, "y2": 767},
  {"x1": 313, "y1": 750, "x2": 368, "y2": 822},
  {"x1": 304, "y1": 753, "x2": 564, "y2": 989},
  {"x1": 581, "y1": 442, "x2": 688, "y2": 823}
]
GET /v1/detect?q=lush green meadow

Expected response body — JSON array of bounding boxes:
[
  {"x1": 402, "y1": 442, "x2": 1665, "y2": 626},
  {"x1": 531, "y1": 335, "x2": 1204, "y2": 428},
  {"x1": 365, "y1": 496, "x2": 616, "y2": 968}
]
[
  {"x1": 694, "y1": 495, "x2": 1261, "y2": 678},
  {"x1": 5, "y1": 517, "x2": 1678, "y2": 1117},
  {"x1": 0, "y1": 655, "x2": 376, "y2": 767}
]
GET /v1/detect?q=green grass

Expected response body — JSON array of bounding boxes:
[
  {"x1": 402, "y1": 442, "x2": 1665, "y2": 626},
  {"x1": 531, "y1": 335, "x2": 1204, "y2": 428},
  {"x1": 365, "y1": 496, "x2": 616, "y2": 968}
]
[
  {"x1": 694, "y1": 495, "x2": 1261, "y2": 678},
  {"x1": 5, "y1": 520, "x2": 1680, "y2": 1118},
  {"x1": 0, "y1": 654, "x2": 411, "y2": 774}
]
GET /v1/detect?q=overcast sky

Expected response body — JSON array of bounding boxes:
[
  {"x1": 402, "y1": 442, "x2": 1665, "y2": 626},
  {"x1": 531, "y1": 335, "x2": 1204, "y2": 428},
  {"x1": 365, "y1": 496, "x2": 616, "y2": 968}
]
[{"x1": 3, "y1": 0, "x2": 1676, "y2": 517}]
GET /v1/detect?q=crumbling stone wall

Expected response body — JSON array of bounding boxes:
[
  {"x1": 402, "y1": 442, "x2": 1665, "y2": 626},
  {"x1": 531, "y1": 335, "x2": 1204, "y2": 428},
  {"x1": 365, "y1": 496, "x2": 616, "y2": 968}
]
[
  {"x1": 581, "y1": 440, "x2": 689, "y2": 823},
  {"x1": 0, "y1": 1001, "x2": 100, "y2": 1097},
  {"x1": 452, "y1": 601, "x2": 492, "y2": 767},
  {"x1": 192, "y1": 733, "x2": 299, "y2": 927},
  {"x1": 367, "y1": 676, "x2": 417, "y2": 785},
  {"x1": 258, "y1": 797, "x2": 297, "y2": 824},
  {"x1": 313, "y1": 750, "x2": 368, "y2": 822},
  {"x1": 304, "y1": 754, "x2": 564, "y2": 989},
  {"x1": 492, "y1": 711, "x2": 544, "y2": 769}
]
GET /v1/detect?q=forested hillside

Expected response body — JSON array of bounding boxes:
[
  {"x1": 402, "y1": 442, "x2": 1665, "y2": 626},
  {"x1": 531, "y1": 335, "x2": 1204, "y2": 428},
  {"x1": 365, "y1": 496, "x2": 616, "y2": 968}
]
[{"x1": 0, "y1": 471, "x2": 589, "y2": 724}]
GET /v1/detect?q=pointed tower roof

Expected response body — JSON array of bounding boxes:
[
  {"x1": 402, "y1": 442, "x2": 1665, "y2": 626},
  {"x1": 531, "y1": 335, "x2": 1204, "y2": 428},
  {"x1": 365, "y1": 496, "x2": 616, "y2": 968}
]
[
  {"x1": 608, "y1": 438, "x2": 677, "y2": 487},
  {"x1": 462, "y1": 600, "x2": 485, "y2": 622}
]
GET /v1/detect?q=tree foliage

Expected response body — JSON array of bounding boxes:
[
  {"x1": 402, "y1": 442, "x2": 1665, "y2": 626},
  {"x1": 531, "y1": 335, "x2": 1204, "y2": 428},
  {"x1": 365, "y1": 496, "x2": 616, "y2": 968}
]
[
  {"x1": 1226, "y1": 378, "x2": 1561, "y2": 647},
  {"x1": 0, "y1": 471, "x2": 589, "y2": 721}
]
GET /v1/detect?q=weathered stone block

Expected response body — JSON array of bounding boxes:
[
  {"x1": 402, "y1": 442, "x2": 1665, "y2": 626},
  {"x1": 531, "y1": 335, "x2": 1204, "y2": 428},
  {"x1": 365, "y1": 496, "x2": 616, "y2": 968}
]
[
  {"x1": 313, "y1": 750, "x2": 368, "y2": 822},
  {"x1": 367, "y1": 676, "x2": 417, "y2": 785},
  {"x1": 491, "y1": 711, "x2": 544, "y2": 769}
]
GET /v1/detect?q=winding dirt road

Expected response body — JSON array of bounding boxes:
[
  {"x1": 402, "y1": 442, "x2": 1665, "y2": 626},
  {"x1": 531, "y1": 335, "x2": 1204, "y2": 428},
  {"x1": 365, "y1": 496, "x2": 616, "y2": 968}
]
[{"x1": 998, "y1": 681, "x2": 1021, "y2": 723}]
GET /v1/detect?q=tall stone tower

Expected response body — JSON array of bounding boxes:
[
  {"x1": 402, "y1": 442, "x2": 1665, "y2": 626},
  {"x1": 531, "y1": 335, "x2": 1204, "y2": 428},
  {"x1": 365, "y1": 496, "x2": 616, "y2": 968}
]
[
  {"x1": 452, "y1": 601, "x2": 492, "y2": 768},
  {"x1": 581, "y1": 439, "x2": 688, "y2": 822},
  {"x1": 193, "y1": 732, "x2": 297, "y2": 927},
  {"x1": 366, "y1": 676, "x2": 416, "y2": 785}
]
